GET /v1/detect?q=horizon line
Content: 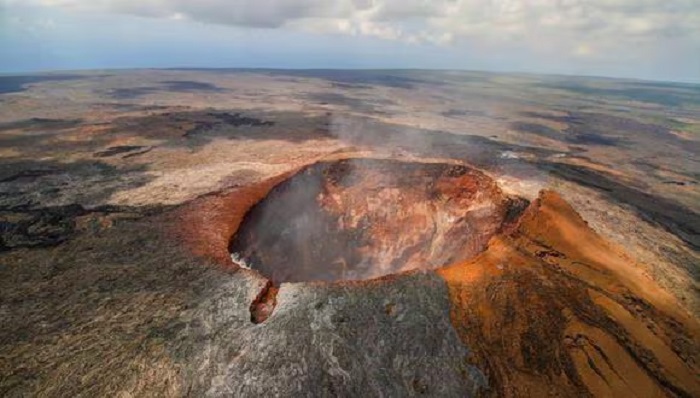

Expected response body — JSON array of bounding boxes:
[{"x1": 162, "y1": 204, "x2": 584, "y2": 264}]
[{"x1": 1, "y1": 66, "x2": 698, "y2": 86}]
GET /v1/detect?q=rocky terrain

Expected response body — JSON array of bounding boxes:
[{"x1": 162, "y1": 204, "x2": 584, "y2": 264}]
[{"x1": 0, "y1": 69, "x2": 698, "y2": 397}]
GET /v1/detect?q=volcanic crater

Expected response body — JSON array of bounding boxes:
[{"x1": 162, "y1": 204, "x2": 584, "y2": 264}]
[
  {"x1": 228, "y1": 158, "x2": 526, "y2": 284},
  {"x1": 173, "y1": 155, "x2": 699, "y2": 397}
]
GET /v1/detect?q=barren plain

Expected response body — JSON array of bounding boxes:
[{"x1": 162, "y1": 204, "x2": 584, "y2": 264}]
[{"x1": 0, "y1": 69, "x2": 698, "y2": 397}]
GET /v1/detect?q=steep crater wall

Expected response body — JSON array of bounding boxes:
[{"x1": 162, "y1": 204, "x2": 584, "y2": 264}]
[{"x1": 229, "y1": 158, "x2": 525, "y2": 283}]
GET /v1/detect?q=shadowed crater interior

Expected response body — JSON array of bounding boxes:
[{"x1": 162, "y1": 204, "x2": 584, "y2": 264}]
[{"x1": 229, "y1": 158, "x2": 523, "y2": 283}]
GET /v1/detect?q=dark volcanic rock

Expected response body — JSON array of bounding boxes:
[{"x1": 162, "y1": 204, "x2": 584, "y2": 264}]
[
  {"x1": 0, "y1": 203, "x2": 168, "y2": 251},
  {"x1": 0, "y1": 75, "x2": 82, "y2": 95},
  {"x1": 93, "y1": 145, "x2": 151, "y2": 158}
]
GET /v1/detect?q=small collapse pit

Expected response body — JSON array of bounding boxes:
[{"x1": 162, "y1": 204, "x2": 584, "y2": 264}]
[{"x1": 229, "y1": 158, "x2": 526, "y2": 285}]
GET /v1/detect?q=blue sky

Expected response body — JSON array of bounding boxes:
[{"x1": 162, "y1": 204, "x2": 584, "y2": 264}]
[{"x1": 1, "y1": 0, "x2": 699, "y2": 83}]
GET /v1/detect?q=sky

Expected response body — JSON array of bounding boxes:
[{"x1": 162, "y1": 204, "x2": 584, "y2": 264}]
[{"x1": 1, "y1": 0, "x2": 699, "y2": 82}]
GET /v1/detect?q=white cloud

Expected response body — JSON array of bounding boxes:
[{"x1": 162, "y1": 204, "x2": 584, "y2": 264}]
[{"x1": 10, "y1": 0, "x2": 700, "y2": 54}]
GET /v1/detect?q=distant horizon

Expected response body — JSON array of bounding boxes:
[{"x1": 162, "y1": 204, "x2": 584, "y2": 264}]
[{"x1": 2, "y1": 66, "x2": 699, "y2": 86}]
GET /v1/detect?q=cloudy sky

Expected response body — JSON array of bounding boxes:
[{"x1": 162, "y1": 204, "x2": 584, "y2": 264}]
[{"x1": 2, "y1": 0, "x2": 699, "y2": 82}]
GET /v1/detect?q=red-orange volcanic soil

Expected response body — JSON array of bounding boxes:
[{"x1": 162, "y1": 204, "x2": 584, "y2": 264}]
[
  {"x1": 172, "y1": 156, "x2": 699, "y2": 396},
  {"x1": 438, "y1": 191, "x2": 699, "y2": 397},
  {"x1": 172, "y1": 169, "x2": 299, "y2": 266}
]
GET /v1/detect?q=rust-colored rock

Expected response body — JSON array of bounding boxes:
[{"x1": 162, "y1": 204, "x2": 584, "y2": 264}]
[
  {"x1": 250, "y1": 281, "x2": 279, "y2": 324},
  {"x1": 438, "y1": 190, "x2": 700, "y2": 397},
  {"x1": 169, "y1": 169, "x2": 299, "y2": 267}
]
